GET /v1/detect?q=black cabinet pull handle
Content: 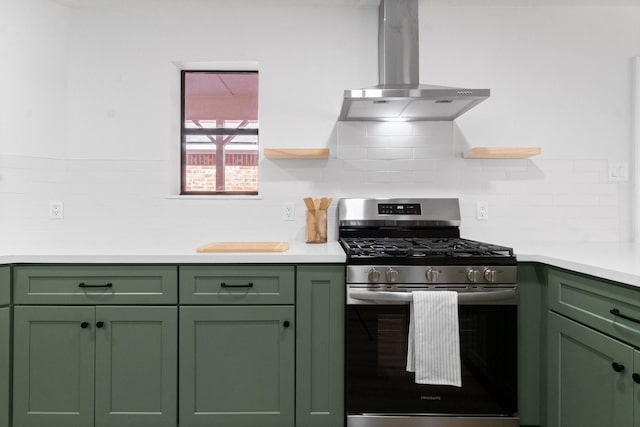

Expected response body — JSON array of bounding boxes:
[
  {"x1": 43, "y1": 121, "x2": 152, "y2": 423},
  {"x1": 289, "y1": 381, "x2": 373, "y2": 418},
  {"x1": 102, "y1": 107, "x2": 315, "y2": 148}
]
[
  {"x1": 612, "y1": 362, "x2": 625, "y2": 372},
  {"x1": 96, "y1": 321, "x2": 104, "y2": 328},
  {"x1": 80, "y1": 321, "x2": 89, "y2": 329},
  {"x1": 79, "y1": 282, "x2": 113, "y2": 288},
  {"x1": 633, "y1": 373, "x2": 640, "y2": 384},
  {"x1": 220, "y1": 282, "x2": 254, "y2": 288},
  {"x1": 283, "y1": 320, "x2": 291, "y2": 328},
  {"x1": 610, "y1": 308, "x2": 640, "y2": 324}
]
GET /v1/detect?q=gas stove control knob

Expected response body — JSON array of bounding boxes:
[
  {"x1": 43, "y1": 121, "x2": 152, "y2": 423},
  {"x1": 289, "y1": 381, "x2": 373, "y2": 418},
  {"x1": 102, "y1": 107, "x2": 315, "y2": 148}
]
[
  {"x1": 466, "y1": 268, "x2": 481, "y2": 283},
  {"x1": 368, "y1": 268, "x2": 381, "y2": 283},
  {"x1": 425, "y1": 268, "x2": 439, "y2": 283},
  {"x1": 484, "y1": 268, "x2": 498, "y2": 283},
  {"x1": 385, "y1": 268, "x2": 399, "y2": 283}
]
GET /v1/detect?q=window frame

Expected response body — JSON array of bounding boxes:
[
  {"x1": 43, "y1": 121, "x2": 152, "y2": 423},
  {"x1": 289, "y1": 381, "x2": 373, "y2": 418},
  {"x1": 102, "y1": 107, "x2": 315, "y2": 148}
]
[{"x1": 180, "y1": 70, "x2": 259, "y2": 196}]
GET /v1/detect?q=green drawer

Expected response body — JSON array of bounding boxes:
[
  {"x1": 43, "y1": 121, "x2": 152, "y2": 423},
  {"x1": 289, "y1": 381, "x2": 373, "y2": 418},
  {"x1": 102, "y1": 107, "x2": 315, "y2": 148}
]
[
  {"x1": 0, "y1": 307, "x2": 9, "y2": 427},
  {"x1": 0, "y1": 267, "x2": 9, "y2": 306},
  {"x1": 548, "y1": 267, "x2": 640, "y2": 347},
  {"x1": 179, "y1": 265, "x2": 295, "y2": 305},
  {"x1": 14, "y1": 265, "x2": 178, "y2": 305}
]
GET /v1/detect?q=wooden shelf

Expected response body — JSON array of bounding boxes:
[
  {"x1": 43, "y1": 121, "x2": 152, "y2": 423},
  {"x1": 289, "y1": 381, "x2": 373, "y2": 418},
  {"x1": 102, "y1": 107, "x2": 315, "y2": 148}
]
[
  {"x1": 463, "y1": 147, "x2": 541, "y2": 159},
  {"x1": 263, "y1": 148, "x2": 330, "y2": 159}
]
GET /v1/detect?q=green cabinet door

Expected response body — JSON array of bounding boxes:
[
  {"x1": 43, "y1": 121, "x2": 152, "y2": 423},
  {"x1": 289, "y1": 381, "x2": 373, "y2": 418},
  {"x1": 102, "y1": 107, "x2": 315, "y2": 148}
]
[
  {"x1": 0, "y1": 307, "x2": 9, "y2": 427},
  {"x1": 94, "y1": 306, "x2": 177, "y2": 427},
  {"x1": 548, "y1": 311, "x2": 634, "y2": 427},
  {"x1": 635, "y1": 350, "x2": 640, "y2": 427},
  {"x1": 296, "y1": 265, "x2": 345, "y2": 427},
  {"x1": 13, "y1": 306, "x2": 96, "y2": 427},
  {"x1": 179, "y1": 305, "x2": 295, "y2": 427}
]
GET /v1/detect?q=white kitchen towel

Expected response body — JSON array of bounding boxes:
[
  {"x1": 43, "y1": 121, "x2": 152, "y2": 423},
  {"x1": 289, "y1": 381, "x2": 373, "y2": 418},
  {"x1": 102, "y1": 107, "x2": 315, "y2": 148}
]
[{"x1": 406, "y1": 291, "x2": 462, "y2": 387}]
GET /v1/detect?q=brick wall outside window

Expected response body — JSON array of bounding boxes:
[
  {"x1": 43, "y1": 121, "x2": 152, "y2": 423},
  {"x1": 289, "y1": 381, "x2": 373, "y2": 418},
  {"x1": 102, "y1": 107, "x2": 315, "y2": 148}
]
[{"x1": 185, "y1": 152, "x2": 258, "y2": 192}]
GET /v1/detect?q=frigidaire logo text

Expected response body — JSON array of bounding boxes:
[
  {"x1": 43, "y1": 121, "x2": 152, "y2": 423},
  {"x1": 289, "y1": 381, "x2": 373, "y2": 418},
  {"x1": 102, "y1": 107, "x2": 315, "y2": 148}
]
[{"x1": 421, "y1": 396, "x2": 442, "y2": 401}]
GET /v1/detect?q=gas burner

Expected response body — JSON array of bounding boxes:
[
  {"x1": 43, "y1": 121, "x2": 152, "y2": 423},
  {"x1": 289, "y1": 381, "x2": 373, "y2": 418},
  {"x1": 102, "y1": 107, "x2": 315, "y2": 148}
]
[
  {"x1": 340, "y1": 237, "x2": 515, "y2": 265},
  {"x1": 338, "y1": 198, "x2": 517, "y2": 268}
]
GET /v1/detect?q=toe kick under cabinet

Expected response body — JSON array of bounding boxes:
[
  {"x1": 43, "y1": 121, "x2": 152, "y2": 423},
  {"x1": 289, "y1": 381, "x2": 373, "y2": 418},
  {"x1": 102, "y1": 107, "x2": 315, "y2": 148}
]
[{"x1": 11, "y1": 265, "x2": 179, "y2": 427}]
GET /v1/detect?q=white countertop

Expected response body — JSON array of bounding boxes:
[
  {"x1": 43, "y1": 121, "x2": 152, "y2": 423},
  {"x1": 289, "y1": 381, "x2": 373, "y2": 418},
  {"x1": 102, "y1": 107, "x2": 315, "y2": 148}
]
[
  {"x1": 1, "y1": 240, "x2": 640, "y2": 288},
  {"x1": 0, "y1": 241, "x2": 347, "y2": 265},
  {"x1": 513, "y1": 242, "x2": 640, "y2": 288}
]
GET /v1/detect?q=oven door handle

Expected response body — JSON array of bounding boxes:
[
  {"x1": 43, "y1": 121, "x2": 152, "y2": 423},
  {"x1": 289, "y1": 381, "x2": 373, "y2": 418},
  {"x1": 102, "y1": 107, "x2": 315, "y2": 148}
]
[{"x1": 348, "y1": 289, "x2": 517, "y2": 304}]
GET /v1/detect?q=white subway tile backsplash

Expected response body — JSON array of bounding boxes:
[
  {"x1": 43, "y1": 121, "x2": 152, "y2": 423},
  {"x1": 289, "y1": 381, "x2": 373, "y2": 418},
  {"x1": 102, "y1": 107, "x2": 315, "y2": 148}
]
[
  {"x1": 414, "y1": 144, "x2": 455, "y2": 159},
  {"x1": 336, "y1": 146, "x2": 366, "y2": 160},
  {"x1": 412, "y1": 122, "x2": 453, "y2": 139},
  {"x1": 366, "y1": 170, "x2": 414, "y2": 183},
  {"x1": 1, "y1": 117, "x2": 629, "y2": 246},
  {"x1": 573, "y1": 159, "x2": 608, "y2": 173},
  {"x1": 366, "y1": 122, "x2": 413, "y2": 136},
  {"x1": 367, "y1": 148, "x2": 414, "y2": 160}
]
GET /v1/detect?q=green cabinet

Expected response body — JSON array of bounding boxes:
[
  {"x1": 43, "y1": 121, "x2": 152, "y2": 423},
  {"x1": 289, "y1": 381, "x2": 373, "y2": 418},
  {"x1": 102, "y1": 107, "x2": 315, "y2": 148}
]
[
  {"x1": 548, "y1": 311, "x2": 635, "y2": 427},
  {"x1": 13, "y1": 305, "x2": 177, "y2": 427},
  {"x1": 179, "y1": 265, "x2": 295, "y2": 305},
  {"x1": 94, "y1": 307, "x2": 177, "y2": 427},
  {"x1": 0, "y1": 266, "x2": 9, "y2": 305},
  {"x1": 7, "y1": 262, "x2": 345, "y2": 427},
  {"x1": 635, "y1": 351, "x2": 640, "y2": 427},
  {"x1": 0, "y1": 306, "x2": 9, "y2": 427},
  {"x1": 295, "y1": 265, "x2": 345, "y2": 427},
  {"x1": 1, "y1": 265, "x2": 10, "y2": 427},
  {"x1": 547, "y1": 267, "x2": 640, "y2": 427},
  {"x1": 13, "y1": 265, "x2": 177, "y2": 305},
  {"x1": 517, "y1": 263, "x2": 548, "y2": 427},
  {"x1": 178, "y1": 263, "x2": 345, "y2": 427},
  {"x1": 13, "y1": 306, "x2": 95, "y2": 427},
  {"x1": 179, "y1": 305, "x2": 295, "y2": 427}
]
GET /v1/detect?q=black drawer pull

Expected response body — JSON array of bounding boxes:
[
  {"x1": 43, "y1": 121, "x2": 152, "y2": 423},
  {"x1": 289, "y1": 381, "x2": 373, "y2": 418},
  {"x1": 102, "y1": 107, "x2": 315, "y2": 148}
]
[
  {"x1": 220, "y1": 282, "x2": 254, "y2": 288},
  {"x1": 612, "y1": 362, "x2": 625, "y2": 373},
  {"x1": 633, "y1": 373, "x2": 640, "y2": 384},
  {"x1": 79, "y1": 282, "x2": 113, "y2": 288},
  {"x1": 96, "y1": 321, "x2": 105, "y2": 328},
  {"x1": 610, "y1": 308, "x2": 640, "y2": 324},
  {"x1": 283, "y1": 320, "x2": 291, "y2": 328},
  {"x1": 80, "y1": 321, "x2": 89, "y2": 329}
]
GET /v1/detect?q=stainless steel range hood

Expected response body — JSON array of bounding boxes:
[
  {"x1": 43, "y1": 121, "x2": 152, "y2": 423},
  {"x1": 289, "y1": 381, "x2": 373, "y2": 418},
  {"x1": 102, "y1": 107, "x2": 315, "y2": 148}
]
[{"x1": 339, "y1": 0, "x2": 489, "y2": 122}]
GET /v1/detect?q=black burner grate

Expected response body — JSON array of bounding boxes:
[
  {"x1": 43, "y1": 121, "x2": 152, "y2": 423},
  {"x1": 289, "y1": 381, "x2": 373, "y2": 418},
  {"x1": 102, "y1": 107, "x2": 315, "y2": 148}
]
[{"x1": 339, "y1": 237, "x2": 515, "y2": 265}]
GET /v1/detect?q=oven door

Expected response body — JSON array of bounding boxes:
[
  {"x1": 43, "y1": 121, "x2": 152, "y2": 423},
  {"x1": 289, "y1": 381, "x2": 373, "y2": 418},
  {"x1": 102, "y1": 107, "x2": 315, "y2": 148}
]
[{"x1": 346, "y1": 286, "x2": 518, "y2": 427}]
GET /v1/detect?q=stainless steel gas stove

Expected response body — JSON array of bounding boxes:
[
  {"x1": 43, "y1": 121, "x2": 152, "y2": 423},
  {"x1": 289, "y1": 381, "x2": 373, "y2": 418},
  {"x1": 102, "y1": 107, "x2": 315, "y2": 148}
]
[{"x1": 339, "y1": 198, "x2": 519, "y2": 427}]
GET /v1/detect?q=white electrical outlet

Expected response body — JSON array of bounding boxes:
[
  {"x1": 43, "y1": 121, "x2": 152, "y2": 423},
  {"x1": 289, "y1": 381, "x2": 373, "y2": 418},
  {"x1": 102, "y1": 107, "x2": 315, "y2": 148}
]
[
  {"x1": 476, "y1": 201, "x2": 489, "y2": 220},
  {"x1": 49, "y1": 200, "x2": 64, "y2": 219},
  {"x1": 283, "y1": 202, "x2": 295, "y2": 221}
]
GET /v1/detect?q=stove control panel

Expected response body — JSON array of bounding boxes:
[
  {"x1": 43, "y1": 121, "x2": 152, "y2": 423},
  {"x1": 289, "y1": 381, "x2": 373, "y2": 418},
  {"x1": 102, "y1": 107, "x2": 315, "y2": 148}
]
[
  {"x1": 348, "y1": 265, "x2": 517, "y2": 285},
  {"x1": 377, "y1": 203, "x2": 422, "y2": 215}
]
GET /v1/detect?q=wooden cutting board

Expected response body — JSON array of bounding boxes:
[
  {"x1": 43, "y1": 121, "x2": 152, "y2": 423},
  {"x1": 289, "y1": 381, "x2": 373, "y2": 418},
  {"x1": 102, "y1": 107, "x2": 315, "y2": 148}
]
[{"x1": 196, "y1": 242, "x2": 289, "y2": 253}]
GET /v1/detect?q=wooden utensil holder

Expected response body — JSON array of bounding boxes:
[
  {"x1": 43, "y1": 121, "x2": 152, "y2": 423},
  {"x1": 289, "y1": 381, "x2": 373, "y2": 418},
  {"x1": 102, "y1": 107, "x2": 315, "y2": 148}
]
[{"x1": 306, "y1": 209, "x2": 327, "y2": 243}]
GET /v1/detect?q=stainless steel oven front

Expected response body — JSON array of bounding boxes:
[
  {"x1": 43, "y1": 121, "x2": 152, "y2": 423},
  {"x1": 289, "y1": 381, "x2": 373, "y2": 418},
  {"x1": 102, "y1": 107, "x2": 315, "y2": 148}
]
[{"x1": 346, "y1": 281, "x2": 519, "y2": 427}]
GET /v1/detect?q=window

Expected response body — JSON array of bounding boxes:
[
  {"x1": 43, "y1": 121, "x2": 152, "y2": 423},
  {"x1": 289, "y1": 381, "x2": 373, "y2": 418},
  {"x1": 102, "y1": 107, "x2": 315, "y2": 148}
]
[{"x1": 181, "y1": 70, "x2": 259, "y2": 195}]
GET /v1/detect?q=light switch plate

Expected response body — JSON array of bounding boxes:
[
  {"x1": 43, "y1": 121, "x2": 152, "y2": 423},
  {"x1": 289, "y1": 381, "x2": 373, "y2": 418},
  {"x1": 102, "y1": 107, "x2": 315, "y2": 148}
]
[{"x1": 608, "y1": 162, "x2": 629, "y2": 182}]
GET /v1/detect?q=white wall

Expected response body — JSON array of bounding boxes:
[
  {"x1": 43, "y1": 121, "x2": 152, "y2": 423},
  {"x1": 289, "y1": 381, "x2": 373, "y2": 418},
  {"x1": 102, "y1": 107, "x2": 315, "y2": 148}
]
[{"x1": 0, "y1": 0, "x2": 638, "y2": 251}]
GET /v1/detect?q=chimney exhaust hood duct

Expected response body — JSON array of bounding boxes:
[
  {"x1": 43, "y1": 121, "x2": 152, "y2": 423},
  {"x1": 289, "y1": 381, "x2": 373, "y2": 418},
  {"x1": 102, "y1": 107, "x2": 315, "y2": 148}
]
[{"x1": 339, "y1": 0, "x2": 489, "y2": 122}]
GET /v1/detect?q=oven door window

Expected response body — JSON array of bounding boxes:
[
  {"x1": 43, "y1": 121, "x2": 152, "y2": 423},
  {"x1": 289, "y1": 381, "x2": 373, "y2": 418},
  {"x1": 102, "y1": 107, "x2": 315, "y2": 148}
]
[{"x1": 346, "y1": 304, "x2": 517, "y2": 416}]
